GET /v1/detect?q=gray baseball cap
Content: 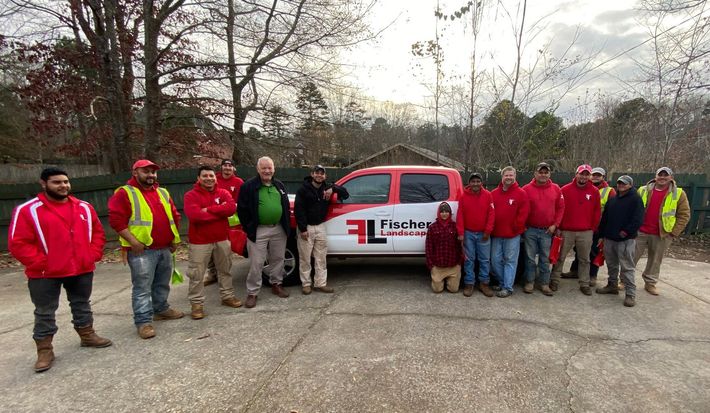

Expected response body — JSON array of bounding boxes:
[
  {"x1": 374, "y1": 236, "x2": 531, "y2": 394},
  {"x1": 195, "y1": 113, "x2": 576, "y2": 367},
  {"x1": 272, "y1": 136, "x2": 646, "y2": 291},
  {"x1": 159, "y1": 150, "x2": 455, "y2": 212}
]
[
  {"x1": 591, "y1": 167, "x2": 606, "y2": 176},
  {"x1": 617, "y1": 175, "x2": 633, "y2": 186},
  {"x1": 656, "y1": 166, "x2": 673, "y2": 176}
]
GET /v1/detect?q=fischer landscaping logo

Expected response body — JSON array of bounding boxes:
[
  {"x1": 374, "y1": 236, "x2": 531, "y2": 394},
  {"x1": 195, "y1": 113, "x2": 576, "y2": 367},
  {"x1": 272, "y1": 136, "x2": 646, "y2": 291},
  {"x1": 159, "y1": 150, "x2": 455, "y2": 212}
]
[{"x1": 347, "y1": 219, "x2": 432, "y2": 244}]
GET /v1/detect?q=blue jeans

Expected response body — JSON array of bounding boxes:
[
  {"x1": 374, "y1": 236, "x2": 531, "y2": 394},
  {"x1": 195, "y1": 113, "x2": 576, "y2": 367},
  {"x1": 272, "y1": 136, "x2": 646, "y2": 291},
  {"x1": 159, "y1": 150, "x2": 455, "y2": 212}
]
[
  {"x1": 491, "y1": 236, "x2": 520, "y2": 292},
  {"x1": 463, "y1": 230, "x2": 491, "y2": 285},
  {"x1": 127, "y1": 248, "x2": 173, "y2": 326},
  {"x1": 523, "y1": 228, "x2": 552, "y2": 285}
]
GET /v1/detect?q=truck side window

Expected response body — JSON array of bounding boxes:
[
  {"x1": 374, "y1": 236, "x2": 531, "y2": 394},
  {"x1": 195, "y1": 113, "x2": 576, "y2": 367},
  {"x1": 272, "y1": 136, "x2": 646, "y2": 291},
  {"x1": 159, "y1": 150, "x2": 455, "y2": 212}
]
[
  {"x1": 340, "y1": 174, "x2": 391, "y2": 204},
  {"x1": 400, "y1": 173, "x2": 449, "y2": 203}
]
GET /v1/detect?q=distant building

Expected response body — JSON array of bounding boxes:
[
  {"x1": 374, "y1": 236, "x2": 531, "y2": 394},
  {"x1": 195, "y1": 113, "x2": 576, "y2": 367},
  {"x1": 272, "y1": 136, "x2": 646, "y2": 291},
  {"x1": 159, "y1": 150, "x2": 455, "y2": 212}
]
[{"x1": 346, "y1": 143, "x2": 464, "y2": 170}]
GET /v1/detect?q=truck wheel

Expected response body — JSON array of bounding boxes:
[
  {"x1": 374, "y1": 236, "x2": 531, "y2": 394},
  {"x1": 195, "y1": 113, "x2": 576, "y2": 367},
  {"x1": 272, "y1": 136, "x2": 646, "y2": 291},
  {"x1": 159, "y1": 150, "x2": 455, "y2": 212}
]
[{"x1": 262, "y1": 234, "x2": 301, "y2": 286}]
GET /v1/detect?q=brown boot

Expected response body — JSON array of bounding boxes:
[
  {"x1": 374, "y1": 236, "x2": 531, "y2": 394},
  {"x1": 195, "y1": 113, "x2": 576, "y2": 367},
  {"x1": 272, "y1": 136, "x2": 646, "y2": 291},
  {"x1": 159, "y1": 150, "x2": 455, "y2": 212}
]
[
  {"x1": 191, "y1": 304, "x2": 205, "y2": 320},
  {"x1": 645, "y1": 283, "x2": 659, "y2": 296},
  {"x1": 523, "y1": 282, "x2": 534, "y2": 294},
  {"x1": 271, "y1": 283, "x2": 290, "y2": 298},
  {"x1": 463, "y1": 284, "x2": 474, "y2": 297},
  {"x1": 479, "y1": 283, "x2": 494, "y2": 297},
  {"x1": 75, "y1": 325, "x2": 112, "y2": 348},
  {"x1": 34, "y1": 336, "x2": 55, "y2": 373}
]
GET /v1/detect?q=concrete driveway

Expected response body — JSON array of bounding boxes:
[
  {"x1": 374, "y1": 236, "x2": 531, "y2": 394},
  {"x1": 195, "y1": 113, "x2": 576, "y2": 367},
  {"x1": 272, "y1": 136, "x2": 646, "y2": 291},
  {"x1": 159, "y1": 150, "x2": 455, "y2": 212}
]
[{"x1": 0, "y1": 256, "x2": 709, "y2": 412}]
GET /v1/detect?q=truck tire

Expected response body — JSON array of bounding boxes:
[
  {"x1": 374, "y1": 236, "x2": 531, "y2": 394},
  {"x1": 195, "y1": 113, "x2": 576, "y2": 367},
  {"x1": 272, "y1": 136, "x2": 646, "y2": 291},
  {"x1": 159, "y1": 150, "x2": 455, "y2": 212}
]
[{"x1": 262, "y1": 234, "x2": 301, "y2": 287}]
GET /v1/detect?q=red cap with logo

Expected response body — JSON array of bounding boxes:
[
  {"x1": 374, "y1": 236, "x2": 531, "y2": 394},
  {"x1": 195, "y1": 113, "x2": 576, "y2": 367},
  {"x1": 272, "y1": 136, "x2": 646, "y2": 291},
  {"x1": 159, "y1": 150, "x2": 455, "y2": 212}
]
[
  {"x1": 575, "y1": 164, "x2": 592, "y2": 174},
  {"x1": 132, "y1": 159, "x2": 160, "y2": 170}
]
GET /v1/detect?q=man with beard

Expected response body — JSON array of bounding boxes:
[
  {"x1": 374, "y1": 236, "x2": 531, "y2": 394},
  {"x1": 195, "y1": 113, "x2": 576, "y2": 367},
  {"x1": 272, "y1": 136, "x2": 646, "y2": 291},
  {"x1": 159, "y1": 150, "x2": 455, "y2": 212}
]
[
  {"x1": 550, "y1": 164, "x2": 601, "y2": 295},
  {"x1": 9, "y1": 168, "x2": 111, "y2": 372},
  {"x1": 294, "y1": 165, "x2": 349, "y2": 295},
  {"x1": 108, "y1": 160, "x2": 184, "y2": 339}
]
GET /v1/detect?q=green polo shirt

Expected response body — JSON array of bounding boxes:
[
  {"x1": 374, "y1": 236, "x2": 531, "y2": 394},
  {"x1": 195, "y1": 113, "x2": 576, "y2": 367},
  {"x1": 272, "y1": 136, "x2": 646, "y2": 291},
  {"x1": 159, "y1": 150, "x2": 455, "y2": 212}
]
[{"x1": 258, "y1": 184, "x2": 283, "y2": 225}]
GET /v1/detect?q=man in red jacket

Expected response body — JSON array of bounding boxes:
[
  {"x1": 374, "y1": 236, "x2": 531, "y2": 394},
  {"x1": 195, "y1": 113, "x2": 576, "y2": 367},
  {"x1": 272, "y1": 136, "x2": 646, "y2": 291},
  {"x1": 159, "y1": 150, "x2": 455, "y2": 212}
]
[
  {"x1": 522, "y1": 162, "x2": 565, "y2": 295},
  {"x1": 9, "y1": 168, "x2": 111, "y2": 373},
  {"x1": 108, "y1": 159, "x2": 184, "y2": 340},
  {"x1": 184, "y1": 165, "x2": 241, "y2": 319},
  {"x1": 204, "y1": 159, "x2": 244, "y2": 285},
  {"x1": 550, "y1": 164, "x2": 601, "y2": 295},
  {"x1": 456, "y1": 172, "x2": 495, "y2": 297},
  {"x1": 491, "y1": 167, "x2": 529, "y2": 297}
]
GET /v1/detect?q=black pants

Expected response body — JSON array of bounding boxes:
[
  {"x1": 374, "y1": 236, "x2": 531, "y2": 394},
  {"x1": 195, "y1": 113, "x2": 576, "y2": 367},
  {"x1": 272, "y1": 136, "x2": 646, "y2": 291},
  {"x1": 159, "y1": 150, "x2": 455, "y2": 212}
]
[
  {"x1": 570, "y1": 232, "x2": 601, "y2": 278},
  {"x1": 27, "y1": 273, "x2": 94, "y2": 339}
]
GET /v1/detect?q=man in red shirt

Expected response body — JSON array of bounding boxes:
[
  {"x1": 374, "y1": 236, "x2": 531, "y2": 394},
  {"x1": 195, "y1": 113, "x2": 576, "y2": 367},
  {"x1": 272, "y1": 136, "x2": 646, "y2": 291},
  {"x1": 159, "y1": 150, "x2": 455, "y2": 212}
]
[
  {"x1": 456, "y1": 173, "x2": 495, "y2": 297},
  {"x1": 108, "y1": 160, "x2": 184, "y2": 340},
  {"x1": 204, "y1": 159, "x2": 244, "y2": 285},
  {"x1": 491, "y1": 166, "x2": 529, "y2": 297},
  {"x1": 184, "y1": 165, "x2": 241, "y2": 319},
  {"x1": 634, "y1": 167, "x2": 691, "y2": 295},
  {"x1": 550, "y1": 164, "x2": 601, "y2": 295},
  {"x1": 9, "y1": 168, "x2": 111, "y2": 372}
]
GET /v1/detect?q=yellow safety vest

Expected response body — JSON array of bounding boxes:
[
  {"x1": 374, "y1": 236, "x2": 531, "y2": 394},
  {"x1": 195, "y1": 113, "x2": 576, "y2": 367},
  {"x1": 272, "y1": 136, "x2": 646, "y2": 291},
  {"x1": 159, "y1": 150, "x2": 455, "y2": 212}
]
[
  {"x1": 638, "y1": 185, "x2": 683, "y2": 233},
  {"x1": 116, "y1": 185, "x2": 181, "y2": 247},
  {"x1": 599, "y1": 186, "x2": 611, "y2": 212}
]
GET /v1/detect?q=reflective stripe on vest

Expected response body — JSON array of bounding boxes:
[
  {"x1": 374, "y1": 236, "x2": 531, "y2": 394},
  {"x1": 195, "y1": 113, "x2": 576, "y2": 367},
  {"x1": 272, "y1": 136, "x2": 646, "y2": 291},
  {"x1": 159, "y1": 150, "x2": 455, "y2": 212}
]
[
  {"x1": 639, "y1": 185, "x2": 682, "y2": 233},
  {"x1": 599, "y1": 186, "x2": 611, "y2": 211},
  {"x1": 116, "y1": 185, "x2": 181, "y2": 247}
]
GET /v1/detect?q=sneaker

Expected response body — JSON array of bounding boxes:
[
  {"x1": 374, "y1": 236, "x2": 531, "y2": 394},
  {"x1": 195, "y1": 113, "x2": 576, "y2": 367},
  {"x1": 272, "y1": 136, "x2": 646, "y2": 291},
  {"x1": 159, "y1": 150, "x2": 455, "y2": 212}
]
[
  {"x1": 645, "y1": 284, "x2": 659, "y2": 296},
  {"x1": 549, "y1": 281, "x2": 560, "y2": 292},
  {"x1": 153, "y1": 307, "x2": 184, "y2": 321},
  {"x1": 624, "y1": 295, "x2": 636, "y2": 307},
  {"x1": 540, "y1": 285, "x2": 554, "y2": 296},
  {"x1": 137, "y1": 324, "x2": 156, "y2": 339},
  {"x1": 523, "y1": 283, "x2": 534, "y2": 294},
  {"x1": 580, "y1": 286, "x2": 593, "y2": 296},
  {"x1": 245, "y1": 294, "x2": 257, "y2": 308},
  {"x1": 221, "y1": 297, "x2": 243, "y2": 308},
  {"x1": 491, "y1": 285, "x2": 502, "y2": 291},
  {"x1": 596, "y1": 284, "x2": 619, "y2": 295},
  {"x1": 589, "y1": 277, "x2": 597, "y2": 287},
  {"x1": 191, "y1": 304, "x2": 205, "y2": 320},
  {"x1": 479, "y1": 283, "x2": 494, "y2": 297},
  {"x1": 314, "y1": 286, "x2": 334, "y2": 293},
  {"x1": 561, "y1": 271, "x2": 578, "y2": 279},
  {"x1": 302, "y1": 285, "x2": 312, "y2": 295},
  {"x1": 496, "y1": 289, "x2": 512, "y2": 298},
  {"x1": 463, "y1": 284, "x2": 474, "y2": 297}
]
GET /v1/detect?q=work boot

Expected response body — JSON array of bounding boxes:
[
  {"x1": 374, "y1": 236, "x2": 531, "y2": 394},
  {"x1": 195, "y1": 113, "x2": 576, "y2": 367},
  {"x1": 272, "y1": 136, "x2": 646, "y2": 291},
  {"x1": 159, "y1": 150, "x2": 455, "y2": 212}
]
[
  {"x1": 34, "y1": 335, "x2": 55, "y2": 373},
  {"x1": 540, "y1": 285, "x2": 554, "y2": 296},
  {"x1": 462, "y1": 284, "x2": 474, "y2": 297},
  {"x1": 580, "y1": 286, "x2": 593, "y2": 296},
  {"x1": 302, "y1": 285, "x2": 312, "y2": 295},
  {"x1": 624, "y1": 295, "x2": 636, "y2": 307},
  {"x1": 191, "y1": 304, "x2": 205, "y2": 320},
  {"x1": 496, "y1": 289, "x2": 512, "y2": 298},
  {"x1": 221, "y1": 297, "x2": 243, "y2": 308},
  {"x1": 479, "y1": 283, "x2": 494, "y2": 297},
  {"x1": 245, "y1": 294, "x2": 257, "y2": 308},
  {"x1": 596, "y1": 284, "x2": 619, "y2": 295},
  {"x1": 589, "y1": 277, "x2": 597, "y2": 287},
  {"x1": 153, "y1": 307, "x2": 184, "y2": 321},
  {"x1": 523, "y1": 283, "x2": 534, "y2": 294},
  {"x1": 75, "y1": 325, "x2": 112, "y2": 348},
  {"x1": 314, "y1": 286, "x2": 335, "y2": 293},
  {"x1": 137, "y1": 324, "x2": 155, "y2": 339},
  {"x1": 549, "y1": 280, "x2": 560, "y2": 292},
  {"x1": 271, "y1": 283, "x2": 290, "y2": 298},
  {"x1": 645, "y1": 283, "x2": 659, "y2": 296},
  {"x1": 561, "y1": 271, "x2": 578, "y2": 279}
]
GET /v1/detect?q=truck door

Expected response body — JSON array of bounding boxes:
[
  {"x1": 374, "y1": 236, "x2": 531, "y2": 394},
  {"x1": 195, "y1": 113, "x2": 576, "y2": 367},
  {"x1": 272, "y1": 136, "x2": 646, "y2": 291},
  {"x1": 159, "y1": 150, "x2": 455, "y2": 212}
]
[
  {"x1": 326, "y1": 173, "x2": 395, "y2": 254},
  {"x1": 391, "y1": 172, "x2": 458, "y2": 254}
]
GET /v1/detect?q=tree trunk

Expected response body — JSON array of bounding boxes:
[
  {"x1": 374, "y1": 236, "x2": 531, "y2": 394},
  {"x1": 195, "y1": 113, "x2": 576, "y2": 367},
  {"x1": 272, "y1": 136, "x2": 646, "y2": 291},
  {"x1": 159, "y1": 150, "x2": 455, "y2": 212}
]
[{"x1": 143, "y1": 0, "x2": 161, "y2": 162}]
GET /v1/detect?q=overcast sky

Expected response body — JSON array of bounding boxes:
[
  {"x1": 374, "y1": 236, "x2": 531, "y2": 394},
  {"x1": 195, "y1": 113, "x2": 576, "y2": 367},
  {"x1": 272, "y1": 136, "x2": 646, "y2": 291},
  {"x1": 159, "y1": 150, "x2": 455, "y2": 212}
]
[{"x1": 340, "y1": 0, "x2": 650, "y2": 124}]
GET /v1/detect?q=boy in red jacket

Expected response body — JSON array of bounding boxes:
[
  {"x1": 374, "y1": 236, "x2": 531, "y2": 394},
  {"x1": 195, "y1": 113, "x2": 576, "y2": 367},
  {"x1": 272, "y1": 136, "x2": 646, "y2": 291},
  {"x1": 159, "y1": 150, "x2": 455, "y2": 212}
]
[
  {"x1": 184, "y1": 165, "x2": 241, "y2": 319},
  {"x1": 9, "y1": 168, "x2": 111, "y2": 373},
  {"x1": 425, "y1": 202, "x2": 462, "y2": 293},
  {"x1": 550, "y1": 164, "x2": 601, "y2": 295},
  {"x1": 456, "y1": 173, "x2": 495, "y2": 297},
  {"x1": 491, "y1": 167, "x2": 529, "y2": 297}
]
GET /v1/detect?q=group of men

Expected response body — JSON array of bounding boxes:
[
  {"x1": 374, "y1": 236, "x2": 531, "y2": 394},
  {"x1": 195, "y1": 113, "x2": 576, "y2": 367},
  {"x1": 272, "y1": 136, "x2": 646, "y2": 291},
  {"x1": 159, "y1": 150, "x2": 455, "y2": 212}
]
[
  {"x1": 451, "y1": 163, "x2": 690, "y2": 308},
  {"x1": 9, "y1": 156, "x2": 347, "y2": 373}
]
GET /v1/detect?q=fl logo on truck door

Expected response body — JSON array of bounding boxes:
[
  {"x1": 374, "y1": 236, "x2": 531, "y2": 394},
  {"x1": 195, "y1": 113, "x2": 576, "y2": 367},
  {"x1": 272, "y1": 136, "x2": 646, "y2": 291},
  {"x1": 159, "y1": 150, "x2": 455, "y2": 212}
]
[{"x1": 347, "y1": 219, "x2": 387, "y2": 244}]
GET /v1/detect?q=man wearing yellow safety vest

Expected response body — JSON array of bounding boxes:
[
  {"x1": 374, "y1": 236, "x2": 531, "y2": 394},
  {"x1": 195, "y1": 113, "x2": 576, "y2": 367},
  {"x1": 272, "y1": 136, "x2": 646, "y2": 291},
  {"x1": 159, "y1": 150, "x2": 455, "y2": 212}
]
[
  {"x1": 204, "y1": 159, "x2": 244, "y2": 286},
  {"x1": 562, "y1": 167, "x2": 616, "y2": 287},
  {"x1": 634, "y1": 167, "x2": 690, "y2": 296},
  {"x1": 108, "y1": 160, "x2": 184, "y2": 339}
]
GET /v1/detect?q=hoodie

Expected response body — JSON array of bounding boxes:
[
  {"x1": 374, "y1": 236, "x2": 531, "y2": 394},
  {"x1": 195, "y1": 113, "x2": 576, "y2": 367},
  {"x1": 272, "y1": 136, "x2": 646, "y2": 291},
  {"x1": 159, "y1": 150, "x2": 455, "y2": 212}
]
[
  {"x1": 183, "y1": 182, "x2": 236, "y2": 244},
  {"x1": 491, "y1": 181, "x2": 530, "y2": 238},
  {"x1": 456, "y1": 185, "x2": 495, "y2": 236},
  {"x1": 522, "y1": 178, "x2": 565, "y2": 229},
  {"x1": 559, "y1": 178, "x2": 601, "y2": 232}
]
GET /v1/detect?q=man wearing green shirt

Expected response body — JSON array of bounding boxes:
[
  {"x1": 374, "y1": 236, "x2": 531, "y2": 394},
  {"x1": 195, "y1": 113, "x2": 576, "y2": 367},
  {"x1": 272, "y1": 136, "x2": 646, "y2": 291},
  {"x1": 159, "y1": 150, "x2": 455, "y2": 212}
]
[{"x1": 237, "y1": 157, "x2": 291, "y2": 308}]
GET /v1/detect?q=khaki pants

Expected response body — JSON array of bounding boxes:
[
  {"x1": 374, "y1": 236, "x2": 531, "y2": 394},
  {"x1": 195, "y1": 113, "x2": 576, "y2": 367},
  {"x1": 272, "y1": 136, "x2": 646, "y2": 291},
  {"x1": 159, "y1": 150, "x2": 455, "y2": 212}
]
[
  {"x1": 246, "y1": 225, "x2": 287, "y2": 295},
  {"x1": 634, "y1": 232, "x2": 673, "y2": 285},
  {"x1": 431, "y1": 265, "x2": 461, "y2": 293},
  {"x1": 551, "y1": 230, "x2": 593, "y2": 286},
  {"x1": 187, "y1": 240, "x2": 234, "y2": 304},
  {"x1": 297, "y1": 223, "x2": 328, "y2": 288}
]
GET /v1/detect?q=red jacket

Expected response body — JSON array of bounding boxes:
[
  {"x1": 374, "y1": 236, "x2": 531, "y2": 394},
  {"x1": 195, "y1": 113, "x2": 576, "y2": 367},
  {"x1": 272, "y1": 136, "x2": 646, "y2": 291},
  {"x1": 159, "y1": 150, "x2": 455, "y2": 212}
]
[
  {"x1": 9, "y1": 193, "x2": 105, "y2": 278},
  {"x1": 559, "y1": 179, "x2": 602, "y2": 232},
  {"x1": 108, "y1": 177, "x2": 181, "y2": 249},
  {"x1": 456, "y1": 186, "x2": 495, "y2": 236},
  {"x1": 217, "y1": 174, "x2": 244, "y2": 203},
  {"x1": 491, "y1": 182, "x2": 530, "y2": 238},
  {"x1": 522, "y1": 178, "x2": 565, "y2": 229},
  {"x1": 183, "y1": 182, "x2": 236, "y2": 244}
]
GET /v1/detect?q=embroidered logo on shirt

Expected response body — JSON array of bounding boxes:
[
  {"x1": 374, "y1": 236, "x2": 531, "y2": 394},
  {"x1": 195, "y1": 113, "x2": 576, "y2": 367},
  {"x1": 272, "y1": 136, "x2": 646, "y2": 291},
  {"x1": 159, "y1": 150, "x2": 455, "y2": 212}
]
[
  {"x1": 508, "y1": 199, "x2": 514, "y2": 205},
  {"x1": 215, "y1": 197, "x2": 221, "y2": 204},
  {"x1": 586, "y1": 194, "x2": 591, "y2": 200},
  {"x1": 80, "y1": 214, "x2": 87, "y2": 221},
  {"x1": 230, "y1": 186, "x2": 235, "y2": 191}
]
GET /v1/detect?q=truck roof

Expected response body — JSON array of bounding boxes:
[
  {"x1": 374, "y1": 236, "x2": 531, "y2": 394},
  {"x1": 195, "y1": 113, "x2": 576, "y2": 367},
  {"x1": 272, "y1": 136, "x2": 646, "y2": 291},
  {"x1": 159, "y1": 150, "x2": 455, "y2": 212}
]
[{"x1": 358, "y1": 165, "x2": 461, "y2": 173}]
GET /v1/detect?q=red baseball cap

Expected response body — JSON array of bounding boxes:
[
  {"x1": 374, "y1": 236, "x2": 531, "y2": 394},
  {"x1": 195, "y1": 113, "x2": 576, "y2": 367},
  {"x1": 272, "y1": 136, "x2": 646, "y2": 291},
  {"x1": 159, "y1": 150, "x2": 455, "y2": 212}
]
[
  {"x1": 132, "y1": 159, "x2": 160, "y2": 170},
  {"x1": 576, "y1": 164, "x2": 592, "y2": 174}
]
